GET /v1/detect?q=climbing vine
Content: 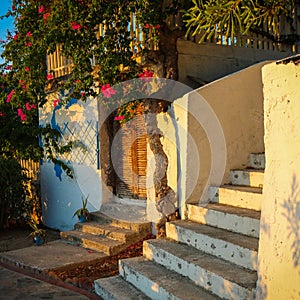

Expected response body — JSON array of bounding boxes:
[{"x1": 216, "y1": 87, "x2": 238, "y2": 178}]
[{"x1": 0, "y1": 0, "x2": 190, "y2": 226}]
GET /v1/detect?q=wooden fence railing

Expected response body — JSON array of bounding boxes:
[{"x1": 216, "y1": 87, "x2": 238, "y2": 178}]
[
  {"x1": 20, "y1": 159, "x2": 40, "y2": 181},
  {"x1": 47, "y1": 13, "x2": 159, "y2": 79},
  {"x1": 47, "y1": 9, "x2": 300, "y2": 79}
]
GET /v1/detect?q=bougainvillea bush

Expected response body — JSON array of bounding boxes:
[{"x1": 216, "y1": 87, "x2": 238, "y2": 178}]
[
  {"x1": 1, "y1": 0, "x2": 295, "y2": 228},
  {"x1": 0, "y1": 0, "x2": 175, "y2": 226}
]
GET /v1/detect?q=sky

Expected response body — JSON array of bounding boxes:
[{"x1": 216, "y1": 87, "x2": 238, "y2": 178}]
[{"x1": 0, "y1": 0, "x2": 14, "y2": 63}]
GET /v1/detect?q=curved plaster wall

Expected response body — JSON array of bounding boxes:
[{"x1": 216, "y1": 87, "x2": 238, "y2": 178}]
[{"x1": 39, "y1": 95, "x2": 101, "y2": 230}]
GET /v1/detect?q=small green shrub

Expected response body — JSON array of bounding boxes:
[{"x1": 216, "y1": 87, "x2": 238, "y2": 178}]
[{"x1": 0, "y1": 158, "x2": 32, "y2": 228}]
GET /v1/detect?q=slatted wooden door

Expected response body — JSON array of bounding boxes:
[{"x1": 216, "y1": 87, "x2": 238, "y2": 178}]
[{"x1": 115, "y1": 105, "x2": 147, "y2": 200}]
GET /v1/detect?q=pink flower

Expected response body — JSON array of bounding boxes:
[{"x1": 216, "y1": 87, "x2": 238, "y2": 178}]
[
  {"x1": 138, "y1": 69, "x2": 154, "y2": 81},
  {"x1": 19, "y1": 80, "x2": 28, "y2": 90},
  {"x1": 145, "y1": 24, "x2": 150, "y2": 29},
  {"x1": 25, "y1": 66, "x2": 30, "y2": 72},
  {"x1": 114, "y1": 115, "x2": 125, "y2": 121},
  {"x1": 155, "y1": 24, "x2": 161, "y2": 29},
  {"x1": 6, "y1": 90, "x2": 15, "y2": 103},
  {"x1": 13, "y1": 33, "x2": 19, "y2": 40},
  {"x1": 12, "y1": 5, "x2": 16, "y2": 11},
  {"x1": 38, "y1": 6, "x2": 45, "y2": 13},
  {"x1": 25, "y1": 41, "x2": 32, "y2": 47},
  {"x1": 75, "y1": 79, "x2": 81, "y2": 83},
  {"x1": 70, "y1": 22, "x2": 82, "y2": 30},
  {"x1": 78, "y1": 0, "x2": 85, "y2": 4},
  {"x1": 17, "y1": 108, "x2": 27, "y2": 121},
  {"x1": 81, "y1": 91, "x2": 86, "y2": 97},
  {"x1": 101, "y1": 84, "x2": 116, "y2": 99},
  {"x1": 25, "y1": 102, "x2": 36, "y2": 111},
  {"x1": 26, "y1": 31, "x2": 32, "y2": 37},
  {"x1": 53, "y1": 99, "x2": 60, "y2": 107},
  {"x1": 43, "y1": 12, "x2": 50, "y2": 20},
  {"x1": 47, "y1": 74, "x2": 53, "y2": 80},
  {"x1": 5, "y1": 65, "x2": 12, "y2": 70}
]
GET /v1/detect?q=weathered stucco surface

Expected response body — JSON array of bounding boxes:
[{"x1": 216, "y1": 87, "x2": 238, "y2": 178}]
[
  {"x1": 185, "y1": 62, "x2": 267, "y2": 205},
  {"x1": 146, "y1": 100, "x2": 188, "y2": 221},
  {"x1": 257, "y1": 57, "x2": 300, "y2": 299},
  {"x1": 39, "y1": 95, "x2": 101, "y2": 230},
  {"x1": 178, "y1": 39, "x2": 293, "y2": 87}
]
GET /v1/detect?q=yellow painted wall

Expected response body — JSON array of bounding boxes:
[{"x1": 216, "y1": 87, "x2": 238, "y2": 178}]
[
  {"x1": 257, "y1": 57, "x2": 300, "y2": 300},
  {"x1": 186, "y1": 62, "x2": 267, "y2": 204}
]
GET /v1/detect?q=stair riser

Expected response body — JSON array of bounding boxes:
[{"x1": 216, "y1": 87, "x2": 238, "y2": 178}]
[
  {"x1": 143, "y1": 242, "x2": 254, "y2": 300},
  {"x1": 119, "y1": 260, "x2": 180, "y2": 300},
  {"x1": 94, "y1": 276, "x2": 150, "y2": 300},
  {"x1": 249, "y1": 153, "x2": 265, "y2": 169},
  {"x1": 94, "y1": 285, "x2": 117, "y2": 300},
  {"x1": 60, "y1": 232, "x2": 124, "y2": 255},
  {"x1": 230, "y1": 170, "x2": 264, "y2": 188},
  {"x1": 166, "y1": 223, "x2": 257, "y2": 271},
  {"x1": 212, "y1": 188, "x2": 262, "y2": 211},
  {"x1": 89, "y1": 213, "x2": 151, "y2": 233},
  {"x1": 187, "y1": 205, "x2": 260, "y2": 238},
  {"x1": 74, "y1": 223, "x2": 139, "y2": 243}
]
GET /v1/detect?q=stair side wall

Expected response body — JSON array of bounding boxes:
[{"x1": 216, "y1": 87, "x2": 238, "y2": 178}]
[
  {"x1": 257, "y1": 55, "x2": 300, "y2": 300},
  {"x1": 183, "y1": 62, "x2": 267, "y2": 205},
  {"x1": 178, "y1": 39, "x2": 294, "y2": 88}
]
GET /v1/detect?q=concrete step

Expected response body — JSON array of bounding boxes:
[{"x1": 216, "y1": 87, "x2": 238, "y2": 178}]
[
  {"x1": 187, "y1": 203, "x2": 261, "y2": 238},
  {"x1": 230, "y1": 169, "x2": 264, "y2": 188},
  {"x1": 75, "y1": 222, "x2": 141, "y2": 243},
  {"x1": 94, "y1": 275, "x2": 150, "y2": 300},
  {"x1": 249, "y1": 153, "x2": 265, "y2": 170},
  {"x1": 119, "y1": 256, "x2": 223, "y2": 300},
  {"x1": 89, "y1": 211, "x2": 151, "y2": 234},
  {"x1": 60, "y1": 230, "x2": 125, "y2": 255},
  {"x1": 144, "y1": 239, "x2": 257, "y2": 300},
  {"x1": 210, "y1": 185, "x2": 262, "y2": 211},
  {"x1": 166, "y1": 220, "x2": 258, "y2": 270}
]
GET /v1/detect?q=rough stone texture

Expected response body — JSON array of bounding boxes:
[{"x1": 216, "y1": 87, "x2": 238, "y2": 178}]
[
  {"x1": 212, "y1": 185, "x2": 262, "y2": 211},
  {"x1": 60, "y1": 230, "x2": 125, "y2": 255},
  {"x1": 94, "y1": 275, "x2": 150, "y2": 300},
  {"x1": 166, "y1": 220, "x2": 258, "y2": 270},
  {"x1": 230, "y1": 169, "x2": 264, "y2": 188},
  {"x1": 256, "y1": 56, "x2": 300, "y2": 300},
  {"x1": 119, "y1": 257, "x2": 222, "y2": 300},
  {"x1": 90, "y1": 210, "x2": 151, "y2": 233},
  {"x1": 0, "y1": 266, "x2": 89, "y2": 300},
  {"x1": 248, "y1": 153, "x2": 265, "y2": 170},
  {"x1": 144, "y1": 239, "x2": 257, "y2": 300},
  {"x1": 0, "y1": 240, "x2": 107, "y2": 274},
  {"x1": 187, "y1": 203, "x2": 261, "y2": 238},
  {"x1": 75, "y1": 222, "x2": 140, "y2": 243}
]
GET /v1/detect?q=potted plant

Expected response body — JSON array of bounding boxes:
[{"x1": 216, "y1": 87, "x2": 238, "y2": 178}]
[
  {"x1": 73, "y1": 196, "x2": 89, "y2": 223},
  {"x1": 28, "y1": 219, "x2": 47, "y2": 246}
]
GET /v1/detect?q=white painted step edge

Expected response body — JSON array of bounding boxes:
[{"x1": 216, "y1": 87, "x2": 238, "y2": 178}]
[
  {"x1": 166, "y1": 221, "x2": 258, "y2": 271},
  {"x1": 144, "y1": 240, "x2": 256, "y2": 300},
  {"x1": 187, "y1": 204, "x2": 260, "y2": 238}
]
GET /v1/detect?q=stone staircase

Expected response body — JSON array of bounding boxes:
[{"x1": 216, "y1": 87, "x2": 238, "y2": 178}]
[
  {"x1": 94, "y1": 153, "x2": 265, "y2": 300},
  {"x1": 60, "y1": 211, "x2": 152, "y2": 255}
]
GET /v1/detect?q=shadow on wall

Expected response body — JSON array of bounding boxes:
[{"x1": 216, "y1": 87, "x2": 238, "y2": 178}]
[
  {"x1": 256, "y1": 214, "x2": 270, "y2": 300},
  {"x1": 282, "y1": 174, "x2": 300, "y2": 276}
]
